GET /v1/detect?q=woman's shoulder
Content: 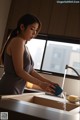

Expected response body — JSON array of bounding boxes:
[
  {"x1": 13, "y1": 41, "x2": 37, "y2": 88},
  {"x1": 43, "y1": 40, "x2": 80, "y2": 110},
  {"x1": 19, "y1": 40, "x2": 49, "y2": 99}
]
[
  {"x1": 12, "y1": 36, "x2": 24, "y2": 42},
  {"x1": 11, "y1": 37, "x2": 25, "y2": 45},
  {"x1": 8, "y1": 37, "x2": 25, "y2": 53}
]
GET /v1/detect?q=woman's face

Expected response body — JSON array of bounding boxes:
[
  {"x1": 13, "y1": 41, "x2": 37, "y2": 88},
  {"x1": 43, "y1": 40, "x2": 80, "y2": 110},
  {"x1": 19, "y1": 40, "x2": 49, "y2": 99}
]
[{"x1": 20, "y1": 23, "x2": 39, "y2": 41}]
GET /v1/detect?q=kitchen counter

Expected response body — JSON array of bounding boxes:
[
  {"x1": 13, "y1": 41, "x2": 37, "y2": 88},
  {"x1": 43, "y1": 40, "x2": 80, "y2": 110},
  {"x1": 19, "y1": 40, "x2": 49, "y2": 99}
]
[{"x1": 0, "y1": 92, "x2": 80, "y2": 120}]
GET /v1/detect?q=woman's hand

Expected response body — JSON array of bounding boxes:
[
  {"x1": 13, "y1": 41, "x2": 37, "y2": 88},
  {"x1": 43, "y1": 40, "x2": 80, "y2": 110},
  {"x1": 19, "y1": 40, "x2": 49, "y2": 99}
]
[{"x1": 40, "y1": 82, "x2": 56, "y2": 95}]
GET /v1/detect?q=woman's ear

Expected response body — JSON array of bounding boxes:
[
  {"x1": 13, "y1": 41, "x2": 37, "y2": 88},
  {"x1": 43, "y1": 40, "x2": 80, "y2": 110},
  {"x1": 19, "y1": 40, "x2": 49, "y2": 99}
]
[{"x1": 20, "y1": 24, "x2": 25, "y2": 31}]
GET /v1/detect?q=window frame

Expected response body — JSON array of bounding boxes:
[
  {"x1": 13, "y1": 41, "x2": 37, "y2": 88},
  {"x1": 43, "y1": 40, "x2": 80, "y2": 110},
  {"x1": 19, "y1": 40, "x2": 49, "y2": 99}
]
[{"x1": 32, "y1": 34, "x2": 80, "y2": 80}]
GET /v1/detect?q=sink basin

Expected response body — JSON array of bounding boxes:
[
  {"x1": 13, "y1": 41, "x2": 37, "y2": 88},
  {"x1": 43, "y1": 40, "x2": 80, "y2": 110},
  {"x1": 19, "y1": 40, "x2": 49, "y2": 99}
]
[
  {"x1": 5, "y1": 93, "x2": 79, "y2": 112},
  {"x1": 31, "y1": 96, "x2": 78, "y2": 111},
  {"x1": 27, "y1": 95, "x2": 79, "y2": 111}
]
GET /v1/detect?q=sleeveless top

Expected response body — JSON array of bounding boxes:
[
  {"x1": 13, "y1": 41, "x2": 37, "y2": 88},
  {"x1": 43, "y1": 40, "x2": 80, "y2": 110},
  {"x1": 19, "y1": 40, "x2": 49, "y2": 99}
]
[{"x1": 0, "y1": 46, "x2": 34, "y2": 95}]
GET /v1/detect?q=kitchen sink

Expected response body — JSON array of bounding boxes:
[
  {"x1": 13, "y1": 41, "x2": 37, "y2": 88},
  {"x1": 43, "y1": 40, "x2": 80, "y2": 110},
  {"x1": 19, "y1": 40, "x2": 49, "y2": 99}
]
[
  {"x1": 3, "y1": 93, "x2": 79, "y2": 112},
  {"x1": 29, "y1": 95, "x2": 79, "y2": 111}
]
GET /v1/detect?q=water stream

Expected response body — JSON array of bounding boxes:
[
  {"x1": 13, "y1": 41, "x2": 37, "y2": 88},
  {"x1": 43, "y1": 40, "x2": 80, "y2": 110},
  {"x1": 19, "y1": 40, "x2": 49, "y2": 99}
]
[
  {"x1": 61, "y1": 69, "x2": 67, "y2": 90},
  {"x1": 62, "y1": 92, "x2": 67, "y2": 111},
  {"x1": 61, "y1": 68, "x2": 67, "y2": 111}
]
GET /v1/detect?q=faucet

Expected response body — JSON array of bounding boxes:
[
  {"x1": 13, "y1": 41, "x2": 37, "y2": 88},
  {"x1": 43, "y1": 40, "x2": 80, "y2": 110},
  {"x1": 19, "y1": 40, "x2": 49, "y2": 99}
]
[
  {"x1": 61, "y1": 64, "x2": 80, "y2": 98},
  {"x1": 62, "y1": 64, "x2": 80, "y2": 90},
  {"x1": 65, "y1": 65, "x2": 80, "y2": 79}
]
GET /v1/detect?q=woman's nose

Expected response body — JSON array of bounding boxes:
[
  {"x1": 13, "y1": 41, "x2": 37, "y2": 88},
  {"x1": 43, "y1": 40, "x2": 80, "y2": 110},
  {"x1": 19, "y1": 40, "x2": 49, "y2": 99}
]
[{"x1": 33, "y1": 31, "x2": 36, "y2": 37}]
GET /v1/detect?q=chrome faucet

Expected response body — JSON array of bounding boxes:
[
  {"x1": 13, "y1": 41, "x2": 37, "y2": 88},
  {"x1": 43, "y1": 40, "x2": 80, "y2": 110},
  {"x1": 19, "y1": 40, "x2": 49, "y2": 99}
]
[
  {"x1": 61, "y1": 64, "x2": 80, "y2": 98},
  {"x1": 62, "y1": 64, "x2": 80, "y2": 90},
  {"x1": 65, "y1": 65, "x2": 80, "y2": 79}
]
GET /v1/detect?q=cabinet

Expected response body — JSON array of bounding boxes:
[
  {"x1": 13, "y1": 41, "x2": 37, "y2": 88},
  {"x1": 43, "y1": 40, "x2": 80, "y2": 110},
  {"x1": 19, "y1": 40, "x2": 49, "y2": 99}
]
[
  {"x1": 6, "y1": 0, "x2": 80, "y2": 38},
  {"x1": 48, "y1": 2, "x2": 69, "y2": 35},
  {"x1": 65, "y1": 4, "x2": 80, "y2": 38}
]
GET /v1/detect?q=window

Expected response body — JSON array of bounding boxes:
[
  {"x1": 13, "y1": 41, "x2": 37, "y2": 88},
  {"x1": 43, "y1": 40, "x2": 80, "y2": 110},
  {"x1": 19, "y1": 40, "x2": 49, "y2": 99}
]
[
  {"x1": 26, "y1": 39, "x2": 46, "y2": 69},
  {"x1": 26, "y1": 36, "x2": 80, "y2": 77},
  {"x1": 42, "y1": 41, "x2": 80, "y2": 76}
]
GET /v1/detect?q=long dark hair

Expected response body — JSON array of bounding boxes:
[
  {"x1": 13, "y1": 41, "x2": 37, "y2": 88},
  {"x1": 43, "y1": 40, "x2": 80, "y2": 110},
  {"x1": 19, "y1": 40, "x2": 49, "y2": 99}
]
[
  {"x1": 10, "y1": 13, "x2": 41, "y2": 39},
  {"x1": 0, "y1": 13, "x2": 41, "y2": 65}
]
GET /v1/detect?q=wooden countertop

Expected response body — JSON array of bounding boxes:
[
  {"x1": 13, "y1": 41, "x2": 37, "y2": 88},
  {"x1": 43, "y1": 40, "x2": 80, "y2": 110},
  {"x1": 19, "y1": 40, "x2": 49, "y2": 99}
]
[{"x1": 0, "y1": 97, "x2": 79, "y2": 120}]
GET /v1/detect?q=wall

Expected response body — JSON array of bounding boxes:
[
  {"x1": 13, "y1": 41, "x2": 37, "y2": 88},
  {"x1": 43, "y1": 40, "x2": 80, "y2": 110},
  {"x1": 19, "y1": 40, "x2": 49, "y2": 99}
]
[
  {"x1": 0, "y1": 0, "x2": 12, "y2": 78},
  {"x1": 0, "y1": 0, "x2": 12, "y2": 49}
]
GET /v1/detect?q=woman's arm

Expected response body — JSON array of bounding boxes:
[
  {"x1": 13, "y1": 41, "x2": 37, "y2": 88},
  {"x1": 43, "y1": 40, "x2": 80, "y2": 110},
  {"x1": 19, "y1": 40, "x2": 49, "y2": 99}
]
[{"x1": 30, "y1": 69, "x2": 57, "y2": 86}]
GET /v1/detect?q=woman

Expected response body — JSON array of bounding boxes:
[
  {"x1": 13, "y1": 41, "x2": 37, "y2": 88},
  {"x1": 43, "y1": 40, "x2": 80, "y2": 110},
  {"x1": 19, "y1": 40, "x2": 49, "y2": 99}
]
[{"x1": 0, "y1": 13, "x2": 57, "y2": 95}]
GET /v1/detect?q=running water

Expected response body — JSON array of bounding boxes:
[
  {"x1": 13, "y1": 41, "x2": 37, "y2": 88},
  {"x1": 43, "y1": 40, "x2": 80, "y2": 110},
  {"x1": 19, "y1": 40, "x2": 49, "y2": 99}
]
[
  {"x1": 62, "y1": 92, "x2": 67, "y2": 111},
  {"x1": 61, "y1": 68, "x2": 67, "y2": 90},
  {"x1": 60, "y1": 68, "x2": 67, "y2": 98},
  {"x1": 61, "y1": 68, "x2": 67, "y2": 110}
]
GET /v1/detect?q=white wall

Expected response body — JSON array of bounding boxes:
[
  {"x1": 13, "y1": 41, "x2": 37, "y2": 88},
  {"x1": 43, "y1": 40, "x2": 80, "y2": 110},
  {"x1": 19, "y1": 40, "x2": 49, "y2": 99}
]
[{"x1": 0, "y1": 0, "x2": 12, "y2": 49}]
